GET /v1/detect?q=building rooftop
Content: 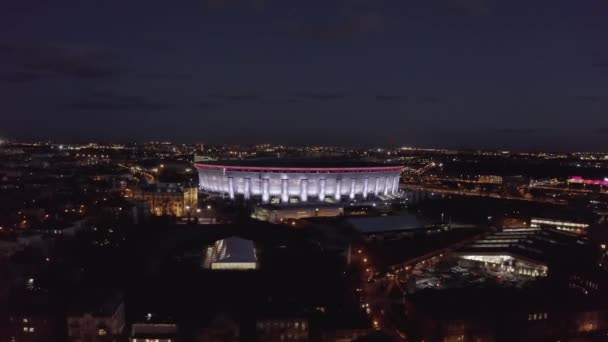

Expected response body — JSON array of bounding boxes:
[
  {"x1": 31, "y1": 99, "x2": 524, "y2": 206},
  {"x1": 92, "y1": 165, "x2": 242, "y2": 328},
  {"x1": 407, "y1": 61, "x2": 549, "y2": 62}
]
[
  {"x1": 131, "y1": 323, "x2": 178, "y2": 339},
  {"x1": 347, "y1": 214, "x2": 429, "y2": 233},
  {"x1": 454, "y1": 228, "x2": 587, "y2": 266},
  {"x1": 139, "y1": 182, "x2": 194, "y2": 193},
  {"x1": 68, "y1": 290, "x2": 124, "y2": 317},
  {"x1": 203, "y1": 236, "x2": 257, "y2": 269}
]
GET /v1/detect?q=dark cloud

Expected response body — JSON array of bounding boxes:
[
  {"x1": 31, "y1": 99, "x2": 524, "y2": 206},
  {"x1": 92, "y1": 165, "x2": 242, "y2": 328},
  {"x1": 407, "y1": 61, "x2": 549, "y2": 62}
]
[
  {"x1": 577, "y1": 95, "x2": 601, "y2": 103},
  {"x1": 594, "y1": 127, "x2": 608, "y2": 135},
  {"x1": 0, "y1": 71, "x2": 47, "y2": 83},
  {"x1": 197, "y1": 101, "x2": 222, "y2": 109},
  {"x1": 283, "y1": 12, "x2": 385, "y2": 41},
  {"x1": 591, "y1": 61, "x2": 608, "y2": 68},
  {"x1": 138, "y1": 72, "x2": 192, "y2": 80},
  {"x1": 594, "y1": 128, "x2": 608, "y2": 135},
  {"x1": 417, "y1": 96, "x2": 440, "y2": 104},
  {"x1": 202, "y1": 0, "x2": 267, "y2": 13},
  {"x1": 376, "y1": 95, "x2": 405, "y2": 102},
  {"x1": 492, "y1": 128, "x2": 540, "y2": 134},
  {"x1": 71, "y1": 91, "x2": 170, "y2": 111},
  {"x1": 439, "y1": 0, "x2": 492, "y2": 17},
  {"x1": 294, "y1": 91, "x2": 348, "y2": 101},
  {"x1": 209, "y1": 93, "x2": 262, "y2": 103},
  {"x1": 0, "y1": 42, "x2": 122, "y2": 80}
]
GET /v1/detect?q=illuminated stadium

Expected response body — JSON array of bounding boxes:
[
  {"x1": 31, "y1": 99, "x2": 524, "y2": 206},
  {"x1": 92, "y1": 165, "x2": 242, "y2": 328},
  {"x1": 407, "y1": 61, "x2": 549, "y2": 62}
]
[{"x1": 196, "y1": 159, "x2": 403, "y2": 203}]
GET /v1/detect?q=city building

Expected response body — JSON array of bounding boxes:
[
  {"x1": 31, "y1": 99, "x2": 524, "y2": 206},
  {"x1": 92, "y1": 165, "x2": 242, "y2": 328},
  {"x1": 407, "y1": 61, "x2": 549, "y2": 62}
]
[
  {"x1": 567, "y1": 176, "x2": 608, "y2": 186},
  {"x1": 252, "y1": 204, "x2": 344, "y2": 223},
  {"x1": 256, "y1": 317, "x2": 309, "y2": 342},
  {"x1": 318, "y1": 314, "x2": 372, "y2": 342},
  {"x1": 588, "y1": 223, "x2": 608, "y2": 271},
  {"x1": 5, "y1": 290, "x2": 64, "y2": 342},
  {"x1": 321, "y1": 328, "x2": 372, "y2": 342},
  {"x1": 530, "y1": 218, "x2": 590, "y2": 235},
  {"x1": 453, "y1": 227, "x2": 589, "y2": 278},
  {"x1": 454, "y1": 228, "x2": 548, "y2": 277},
  {"x1": 7, "y1": 315, "x2": 52, "y2": 342},
  {"x1": 130, "y1": 323, "x2": 177, "y2": 342},
  {"x1": 130, "y1": 182, "x2": 197, "y2": 217},
  {"x1": 196, "y1": 314, "x2": 240, "y2": 342},
  {"x1": 478, "y1": 175, "x2": 503, "y2": 184},
  {"x1": 67, "y1": 291, "x2": 126, "y2": 342},
  {"x1": 196, "y1": 160, "x2": 403, "y2": 204},
  {"x1": 406, "y1": 287, "x2": 608, "y2": 341},
  {"x1": 203, "y1": 236, "x2": 258, "y2": 270}
]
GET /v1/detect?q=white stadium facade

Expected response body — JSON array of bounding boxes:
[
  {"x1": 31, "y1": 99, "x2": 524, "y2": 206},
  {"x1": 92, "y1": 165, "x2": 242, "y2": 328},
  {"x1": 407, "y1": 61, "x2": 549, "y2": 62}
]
[{"x1": 196, "y1": 161, "x2": 403, "y2": 203}]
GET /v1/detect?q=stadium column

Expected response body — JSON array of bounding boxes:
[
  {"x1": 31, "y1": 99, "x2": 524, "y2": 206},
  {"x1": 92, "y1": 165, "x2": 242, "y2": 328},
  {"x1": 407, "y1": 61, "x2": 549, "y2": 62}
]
[
  {"x1": 300, "y1": 179, "x2": 308, "y2": 202},
  {"x1": 228, "y1": 177, "x2": 235, "y2": 199},
  {"x1": 392, "y1": 175, "x2": 399, "y2": 193},
  {"x1": 335, "y1": 178, "x2": 342, "y2": 201},
  {"x1": 382, "y1": 176, "x2": 390, "y2": 196},
  {"x1": 203, "y1": 172, "x2": 209, "y2": 190},
  {"x1": 363, "y1": 177, "x2": 369, "y2": 199},
  {"x1": 244, "y1": 178, "x2": 251, "y2": 200},
  {"x1": 374, "y1": 177, "x2": 380, "y2": 196},
  {"x1": 281, "y1": 178, "x2": 289, "y2": 203},
  {"x1": 262, "y1": 178, "x2": 270, "y2": 203},
  {"x1": 349, "y1": 178, "x2": 356, "y2": 200},
  {"x1": 383, "y1": 176, "x2": 390, "y2": 195},
  {"x1": 319, "y1": 178, "x2": 326, "y2": 201}
]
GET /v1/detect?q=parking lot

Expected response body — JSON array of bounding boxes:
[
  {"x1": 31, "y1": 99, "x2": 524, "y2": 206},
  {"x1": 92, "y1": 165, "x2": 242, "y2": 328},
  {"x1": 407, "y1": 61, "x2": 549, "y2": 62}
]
[{"x1": 405, "y1": 257, "x2": 532, "y2": 292}]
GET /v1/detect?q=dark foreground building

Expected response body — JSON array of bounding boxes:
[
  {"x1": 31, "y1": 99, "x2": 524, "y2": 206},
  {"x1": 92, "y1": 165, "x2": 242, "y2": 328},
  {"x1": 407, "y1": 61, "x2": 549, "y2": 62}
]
[{"x1": 406, "y1": 287, "x2": 608, "y2": 342}]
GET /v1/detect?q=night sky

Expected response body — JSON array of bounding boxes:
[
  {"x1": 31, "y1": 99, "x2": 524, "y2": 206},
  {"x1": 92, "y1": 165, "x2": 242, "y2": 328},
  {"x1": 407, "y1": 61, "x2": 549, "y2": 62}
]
[{"x1": 2, "y1": 0, "x2": 608, "y2": 150}]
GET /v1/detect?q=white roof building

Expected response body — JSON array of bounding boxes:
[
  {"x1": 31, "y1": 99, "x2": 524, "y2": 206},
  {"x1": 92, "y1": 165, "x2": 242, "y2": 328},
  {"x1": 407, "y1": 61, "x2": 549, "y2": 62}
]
[{"x1": 203, "y1": 236, "x2": 258, "y2": 270}]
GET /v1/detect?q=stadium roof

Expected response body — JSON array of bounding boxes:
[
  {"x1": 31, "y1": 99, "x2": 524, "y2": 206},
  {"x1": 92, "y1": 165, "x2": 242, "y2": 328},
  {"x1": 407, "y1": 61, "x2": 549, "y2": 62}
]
[{"x1": 196, "y1": 158, "x2": 403, "y2": 173}]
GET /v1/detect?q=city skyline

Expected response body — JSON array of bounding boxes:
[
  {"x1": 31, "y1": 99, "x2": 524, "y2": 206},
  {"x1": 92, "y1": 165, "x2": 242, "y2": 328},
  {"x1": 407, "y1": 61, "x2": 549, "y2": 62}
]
[
  {"x1": 3, "y1": 2, "x2": 608, "y2": 341},
  {"x1": 3, "y1": 138, "x2": 608, "y2": 154},
  {"x1": 2, "y1": 0, "x2": 608, "y2": 150}
]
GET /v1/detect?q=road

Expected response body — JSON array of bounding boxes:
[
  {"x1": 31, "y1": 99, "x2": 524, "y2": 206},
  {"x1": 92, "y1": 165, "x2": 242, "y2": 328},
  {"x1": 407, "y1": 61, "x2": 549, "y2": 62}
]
[
  {"x1": 529, "y1": 185, "x2": 608, "y2": 194},
  {"x1": 354, "y1": 250, "x2": 408, "y2": 341},
  {"x1": 118, "y1": 163, "x2": 157, "y2": 183},
  {"x1": 401, "y1": 184, "x2": 566, "y2": 205}
]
